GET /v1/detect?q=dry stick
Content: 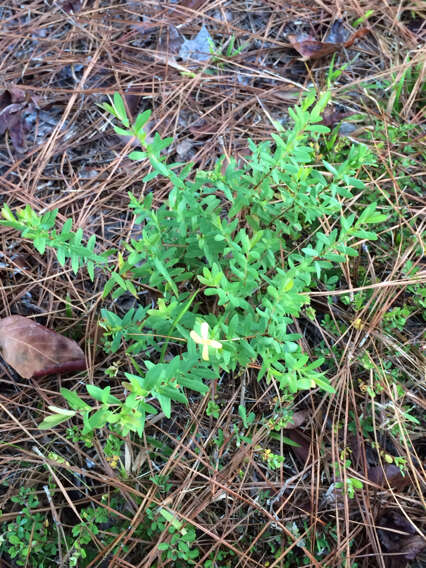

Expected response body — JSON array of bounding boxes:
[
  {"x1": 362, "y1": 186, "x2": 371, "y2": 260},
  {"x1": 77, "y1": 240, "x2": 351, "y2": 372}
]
[{"x1": 308, "y1": 275, "x2": 425, "y2": 296}]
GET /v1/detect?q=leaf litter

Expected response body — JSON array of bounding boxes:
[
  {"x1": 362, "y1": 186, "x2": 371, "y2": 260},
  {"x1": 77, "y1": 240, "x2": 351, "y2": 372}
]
[
  {"x1": 288, "y1": 25, "x2": 369, "y2": 61},
  {"x1": 0, "y1": 87, "x2": 38, "y2": 153},
  {"x1": 0, "y1": 315, "x2": 86, "y2": 379},
  {"x1": 179, "y1": 24, "x2": 215, "y2": 62}
]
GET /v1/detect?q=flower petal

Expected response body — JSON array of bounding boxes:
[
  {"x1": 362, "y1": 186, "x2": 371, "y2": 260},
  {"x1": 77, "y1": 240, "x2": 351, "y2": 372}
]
[
  {"x1": 200, "y1": 321, "x2": 209, "y2": 340},
  {"x1": 202, "y1": 344, "x2": 209, "y2": 361},
  {"x1": 208, "y1": 339, "x2": 222, "y2": 350},
  {"x1": 190, "y1": 330, "x2": 202, "y2": 344}
]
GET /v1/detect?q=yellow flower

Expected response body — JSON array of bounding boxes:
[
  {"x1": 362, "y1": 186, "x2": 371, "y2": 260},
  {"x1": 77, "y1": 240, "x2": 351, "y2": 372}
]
[
  {"x1": 106, "y1": 455, "x2": 120, "y2": 469},
  {"x1": 353, "y1": 317, "x2": 364, "y2": 330},
  {"x1": 262, "y1": 448, "x2": 272, "y2": 461},
  {"x1": 190, "y1": 321, "x2": 222, "y2": 361}
]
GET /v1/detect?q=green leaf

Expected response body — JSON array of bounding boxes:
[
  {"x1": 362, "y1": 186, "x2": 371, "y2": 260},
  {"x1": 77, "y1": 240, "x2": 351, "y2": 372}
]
[
  {"x1": 350, "y1": 478, "x2": 364, "y2": 489},
  {"x1": 364, "y1": 213, "x2": 388, "y2": 224},
  {"x1": 102, "y1": 276, "x2": 117, "y2": 298},
  {"x1": 281, "y1": 436, "x2": 301, "y2": 447},
  {"x1": 61, "y1": 218, "x2": 73, "y2": 236},
  {"x1": 86, "y1": 385, "x2": 121, "y2": 405},
  {"x1": 60, "y1": 388, "x2": 91, "y2": 411},
  {"x1": 153, "y1": 257, "x2": 179, "y2": 296},
  {"x1": 312, "y1": 376, "x2": 335, "y2": 393},
  {"x1": 99, "y1": 102, "x2": 116, "y2": 116},
  {"x1": 87, "y1": 261, "x2": 94, "y2": 281},
  {"x1": 143, "y1": 366, "x2": 163, "y2": 391},
  {"x1": 322, "y1": 160, "x2": 338, "y2": 176},
  {"x1": 89, "y1": 407, "x2": 111, "y2": 429},
  {"x1": 134, "y1": 109, "x2": 152, "y2": 133},
  {"x1": 113, "y1": 126, "x2": 132, "y2": 137},
  {"x1": 33, "y1": 235, "x2": 47, "y2": 254},
  {"x1": 1, "y1": 203, "x2": 16, "y2": 222},
  {"x1": 39, "y1": 413, "x2": 75, "y2": 429},
  {"x1": 71, "y1": 253, "x2": 79, "y2": 274},
  {"x1": 57, "y1": 246, "x2": 66, "y2": 266},
  {"x1": 305, "y1": 124, "x2": 330, "y2": 134},
  {"x1": 113, "y1": 92, "x2": 129, "y2": 127},
  {"x1": 160, "y1": 386, "x2": 188, "y2": 405},
  {"x1": 159, "y1": 509, "x2": 183, "y2": 530},
  {"x1": 156, "y1": 394, "x2": 171, "y2": 418},
  {"x1": 47, "y1": 406, "x2": 77, "y2": 416},
  {"x1": 129, "y1": 151, "x2": 147, "y2": 161},
  {"x1": 158, "y1": 543, "x2": 169, "y2": 551}
]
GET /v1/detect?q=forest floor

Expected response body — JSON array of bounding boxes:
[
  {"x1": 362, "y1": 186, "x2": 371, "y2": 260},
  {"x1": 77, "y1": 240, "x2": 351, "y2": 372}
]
[{"x1": 0, "y1": 1, "x2": 425, "y2": 567}]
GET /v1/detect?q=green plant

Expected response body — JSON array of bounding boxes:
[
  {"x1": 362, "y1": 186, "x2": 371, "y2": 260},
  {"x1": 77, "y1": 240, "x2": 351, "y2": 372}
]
[
  {"x1": 0, "y1": 487, "x2": 57, "y2": 567},
  {"x1": 67, "y1": 497, "x2": 128, "y2": 567},
  {"x1": 233, "y1": 422, "x2": 252, "y2": 448},
  {"x1": 0, "y1": 488, "x2": 125, "y2": 568},
  {"x1": 260, "y1": 447, "x2": 285, "y2": 470},
  {"x1": 238, "y1": 404, "x2": 255, "y2": 428},
  {"x1": 204, "y1": 547, "x2": 236, "y2": 567},
  {"x1": 353, "y1": 9, "x2": 374, "y2": 27},
  {"x1": 0, "y1": 204, "x2": 112, "y2": 280},
  {"x1": 335, "y1": 477, "x2": 364, "y2": 499},
  {"x1": 382, "y1": 305, "x2": 414, "y2": 332},
  {"x1": 208, "y1": 34, "x2": 248, "y2": 69},
  {"x1": 65, "y1": 425, "x2": 94, "y2": 447},
  {"x1": 150, "y1": 474, "x2": 172, "y2": 493},
  {"x1": 1, "y1": 91, "x2": 388, "y2": 440},
  {"x1": 206, "y1": 400, "x2": 220, "y2": 418},
  {"x1": 145, "y1": 508, "x2": 200, "y2": 565}
]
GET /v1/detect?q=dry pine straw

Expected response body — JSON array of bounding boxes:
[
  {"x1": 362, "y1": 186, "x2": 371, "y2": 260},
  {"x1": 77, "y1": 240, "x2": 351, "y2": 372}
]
[{"x1": 0, "y1": 1, "x2": 425, "y2": 567}]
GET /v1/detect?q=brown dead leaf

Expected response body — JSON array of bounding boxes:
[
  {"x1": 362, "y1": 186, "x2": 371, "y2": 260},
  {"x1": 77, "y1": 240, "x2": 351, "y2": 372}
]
[
  {"x1": 61, "y1": 0, "x2": 84, "y2": 13},
  {"x1": 397, "y1": 535, "x2": 426, "y2": 561},
  {"x1": 0, "y1": 86, "x2": 36, "y2": 154},
  {"x1": 285, "y1": 409, "x2": 309, "y2": 429},
  {"x1": 368, "y1": 463, "x2": 411, "y2": 491},
  {"x1": 377, "y1": 510, "x2": 426, "y2": 567},
  {"x1": 179, "y1": 0, "x2": 207, "y2": 8},
  {"x1": 284, "y1": 428, "x2": 311, "y2": 464},
  {"x1": 158, "y1": 24, "x2": 185, "y2": 57},
  {"x1": 288, "y1": 28, "x2": 369, "y2": 61},
  {"x1": 0, "y1": 103, "x2": 23, "y2": 136},
  {"x1": 349, "y1": 435, "x2": 411, "y2": 491},
  {"x1": 320, "y1": 109, "x2": 353, "y2": 128},
  {"x1": 7, "y1": 111, "x2": 26, "y2": 153},
  {"x1": 123, "y1": 89, "x2": 141, "y2": 121},
  {"x1": 0, "y1": 315, "x2": 86, "y2": 379}
]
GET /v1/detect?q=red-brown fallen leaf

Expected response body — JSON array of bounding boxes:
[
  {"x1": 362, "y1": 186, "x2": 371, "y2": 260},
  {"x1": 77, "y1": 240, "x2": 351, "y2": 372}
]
[
  {"x1": 368, "y1": 463, "x2": 411, "y2": 491},
  {"x1": 285, "y1": 409, "x2": 309, "y2": 429},
  {"x1": 123, "y1": 89, "x2": 141, "y2": 121},
  {"x1": 0, "y1": 315, "x2": 86, "y2": 379},
  {"x1": 0, "y1": 87, "x2": 36, "y2": 154},
  {"x1": 377, "y1": 510, "x2": 426, "y2": 567},
  {"x1": 320, "y1": 109, "x2": 353, "y2": 128},
  {"x1": 283, "y1": 428, "x2": 311, "y2": 464},
  {"x1": 179, "y1": 0, "x2": 208, "y2": 9},
  {"x1": 0, "y1": 87, "x2": 26, "y2": 107},
  {"x1": 7, "y1": 111, "x2": 25, "y2": 153},
  {"x1": 396, "y1": 535, "x2": 426, "y2": 562},
  {"x1": 61, "y1": 0, "x2": 84, "y2": 13},
  {"x1": 288, "y1": 28, "x2": 369, "y2": 61},
  {"x1": 349, "y1": 434, "x2": 412, "y2": 491}
]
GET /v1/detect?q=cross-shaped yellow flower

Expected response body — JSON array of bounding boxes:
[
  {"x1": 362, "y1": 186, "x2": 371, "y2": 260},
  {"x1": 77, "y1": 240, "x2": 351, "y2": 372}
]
[{"x1": 190, "y1": 321, "x2": 222, "y2": 361}]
